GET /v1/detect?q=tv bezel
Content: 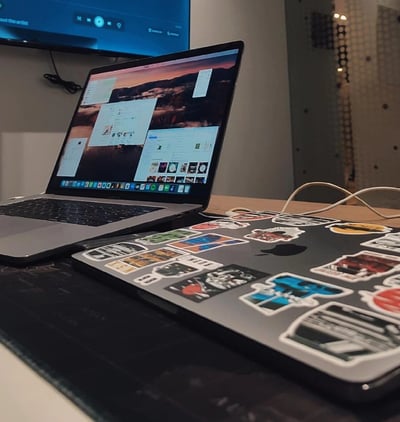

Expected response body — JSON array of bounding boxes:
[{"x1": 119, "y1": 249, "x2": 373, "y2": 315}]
[{"x1": 0, "y1": 1, "x2": 191, "y2": 58}]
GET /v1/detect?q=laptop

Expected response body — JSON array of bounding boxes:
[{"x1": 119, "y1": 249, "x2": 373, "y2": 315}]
[
  {"x1": 0, "y1": 41, "x2": 244, "y2": 264},
  {"x1": 72, "y1": 210, "x2": 400, "y2": 402}
]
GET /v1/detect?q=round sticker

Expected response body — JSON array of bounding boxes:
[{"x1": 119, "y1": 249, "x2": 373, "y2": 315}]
[{"x1": 327, "y1": 222, "x2": 391, "y2": 235}]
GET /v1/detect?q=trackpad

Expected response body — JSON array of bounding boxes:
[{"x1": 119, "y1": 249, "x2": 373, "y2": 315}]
[{"x1": 0, "y1": 216, "x2": 53, "y2": 236}]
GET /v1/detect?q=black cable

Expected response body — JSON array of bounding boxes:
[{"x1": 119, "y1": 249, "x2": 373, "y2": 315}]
[{"x1": 43, "y1": 50, "x2": 83, "y2": 94}]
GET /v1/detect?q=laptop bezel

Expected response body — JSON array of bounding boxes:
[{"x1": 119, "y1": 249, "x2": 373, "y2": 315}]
[{"x1": 45, "y1": 40, "x2": 244, "y2": 208}]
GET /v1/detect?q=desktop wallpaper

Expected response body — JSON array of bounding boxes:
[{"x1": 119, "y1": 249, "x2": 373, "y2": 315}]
[{"x1": 57, "y1": 51, "x2": 239, "y2": 183}]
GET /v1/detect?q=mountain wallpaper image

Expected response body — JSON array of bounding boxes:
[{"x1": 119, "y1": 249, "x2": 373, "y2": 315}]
[{"x1": 60, "y1": 54, "x2": 238, "y2": 181}]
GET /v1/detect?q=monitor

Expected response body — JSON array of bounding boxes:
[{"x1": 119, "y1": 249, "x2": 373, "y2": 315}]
[{"x1": 0, "y1": 0, "x2": 190, "y2": 57}]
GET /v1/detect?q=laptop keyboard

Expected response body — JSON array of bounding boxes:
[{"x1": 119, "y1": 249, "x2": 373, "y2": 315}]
[{"x1": 0, "y1": 198, "x2": 162, "y2": 227}]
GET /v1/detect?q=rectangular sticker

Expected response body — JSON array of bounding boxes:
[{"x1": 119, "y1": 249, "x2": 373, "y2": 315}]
[
  {"x1": 165, "y1": 264, "x2": 268, "y2": 303},
  {"x1": 361, "y1": 232, "x2": 400, "y2": 254},
  {"x1": 137, "y1": 229, "x2": 198, "y2": 245},
  {"x1": 311, "y1": 250, "x2": 400, "y2": 282},
  {"x1": 105, "y1": 247, "x2": 186, "y2": 274},
  {"x1": 169, "y1": 233, "x2": 247, "y2": 253},
  {"x1": 281, "y1": 302, "x2": 400, "y2": 365},
  {"x1": 82, "y1": 242, "x2": 146, "y2": 261},
  {"x1": 239, "y1": 273, "x2": 351, "y2": 315}
]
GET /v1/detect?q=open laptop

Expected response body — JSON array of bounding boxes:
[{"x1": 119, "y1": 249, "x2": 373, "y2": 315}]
[
  {"x1": 72, "y1": 211, "x2": 400, "y2": 402},
  {"x1": 0, "y1": 41, "x2": 244, "y2": 264}
]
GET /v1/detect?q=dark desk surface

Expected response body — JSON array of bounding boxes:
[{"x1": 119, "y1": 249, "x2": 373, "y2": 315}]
[
  {"x1": 3, "y1": 256, "x2": 400, "y2": 422},
  {"x1": 1, "y1": 199, "x2": 400, "y2": 421}
]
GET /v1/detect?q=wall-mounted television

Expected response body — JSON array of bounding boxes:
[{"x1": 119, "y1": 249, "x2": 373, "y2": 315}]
[{"x1": 0, "y1": 0, "x2": 190, "y2": 57}]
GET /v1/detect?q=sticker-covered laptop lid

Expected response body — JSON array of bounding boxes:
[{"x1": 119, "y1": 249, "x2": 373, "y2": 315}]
[{"x1": 72, "y1": 211, "x2": 400, "y2": 402}]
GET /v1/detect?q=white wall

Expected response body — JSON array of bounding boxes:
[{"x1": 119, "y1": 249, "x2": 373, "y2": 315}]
[
  {"x1": 0, "y1": 132, "x2": 64, "y2": 200},
  {"x1": 190, "y1": 0, "x2": 293, "y2": 199},
  {"x1": 0, "y1": 0, "x2": 293, "y2": 201}
]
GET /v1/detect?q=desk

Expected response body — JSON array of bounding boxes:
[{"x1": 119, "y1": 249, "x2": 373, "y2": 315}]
[
  {"x1": 207, "y1": 195, "x2": 400, "y2": 227},
  {"x1": 0, "y1": 196, "x2": 399, "y2": 422}
]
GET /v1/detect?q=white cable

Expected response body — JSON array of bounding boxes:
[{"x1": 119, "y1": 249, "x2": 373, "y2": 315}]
[
  {"x1": 297, "y1": 187, "x2": 400, "y2": 218},
  {"x1": 280, "y1": 182, "x2": 400, "y2": 219},
  {"x1": 280, "y1": 182, "x2": 371, "y2": 213}
]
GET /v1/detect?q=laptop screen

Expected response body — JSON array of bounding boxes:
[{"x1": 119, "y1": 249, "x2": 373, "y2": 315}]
[{"x1": 47, "y1": 41, "x2": 243, "y2": 204}]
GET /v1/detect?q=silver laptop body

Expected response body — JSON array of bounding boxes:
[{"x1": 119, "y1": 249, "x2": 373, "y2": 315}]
[{"x1": 0, "y1": 41, "x2": 244, "y2": 264}]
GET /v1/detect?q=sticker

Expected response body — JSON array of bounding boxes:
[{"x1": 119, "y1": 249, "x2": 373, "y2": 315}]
[
  {"x1": 327, "y1": 222, "x2": 392, "y2": 235},
  {"x1": 190, "y1": 219, "x2": 250, "y2": 231},
  {"x1": 311, "y1": 250, "x2": 400, "y2": 282},
  {"x1": 154, "y1": 261, "x2": 201, "y2": 278},
  {"x1": 165, "y1": 264, "x2": 268, "y2": 303},
  {"x1": 133, "y1": 255, "x2": 223, "y2": 286},
  {"x1": 134, "y1": 273, "x2": 162, "y2": 285},
  {"x1": 175, "y1": 255, "x2": 222, "y2": 270},
  {"x1": 169, "y1": 233, "x2": 247, "y2": 253},
  {"x1": 360, "y1": 286, "x2": 400, "y2": 317},
  {"x1": 82, "y1": 242, "x2": 146, "y2": 261},
  {"x1": 105, "y1": 259, "x2": 136, "y2": 275},
  {"x1": 361, "y1": 232, "x2": 400, "y2": 254},
  {"x1": 105, "y1": 247, "x2": 186, "y2": 274},
  {"x1": 244, "y1": 227, "x2": 304, "y2": 243},
  {"x1": 281, "y1": 302, "x2": 400, "y2": 365},
  {"x1": 384, "y1": 274, "x2": 400, "y2": 287},
  {"x1": 229, "y1": 211, "x2": 276, "y2": 222},
  {"x1": 239, "y1": 273, "x2": 350, "y2": 315},
  {"x1": 272, "y1": 214, "x2": 338, "y2": 227},
  {"x1": 137, "y1": 229, "x2": 198, "y2": 245}
]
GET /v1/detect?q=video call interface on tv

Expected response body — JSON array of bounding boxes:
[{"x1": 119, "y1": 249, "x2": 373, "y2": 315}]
[
  {"x1": 0, "y1": 0, "x2": 190, "y2": 56},
  {"x1": 54, "y1": 48, "x2": 241, "y2": 196}
]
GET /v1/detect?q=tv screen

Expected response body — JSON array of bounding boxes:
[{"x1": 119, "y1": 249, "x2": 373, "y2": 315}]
[{"x1": 0, "y1": 0, "x2": 190, "y2": 57}]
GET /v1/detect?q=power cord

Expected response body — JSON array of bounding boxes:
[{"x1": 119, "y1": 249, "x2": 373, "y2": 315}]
[
  {"x1": 43, "y1": 50, "x2": 83, "y2": 94},
  {"x1": 280, "y1": 182, "x2": 400, "y2": 219},
  {"x1": 221, "y1": 183, "x2": 400, "y2": 220}
]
